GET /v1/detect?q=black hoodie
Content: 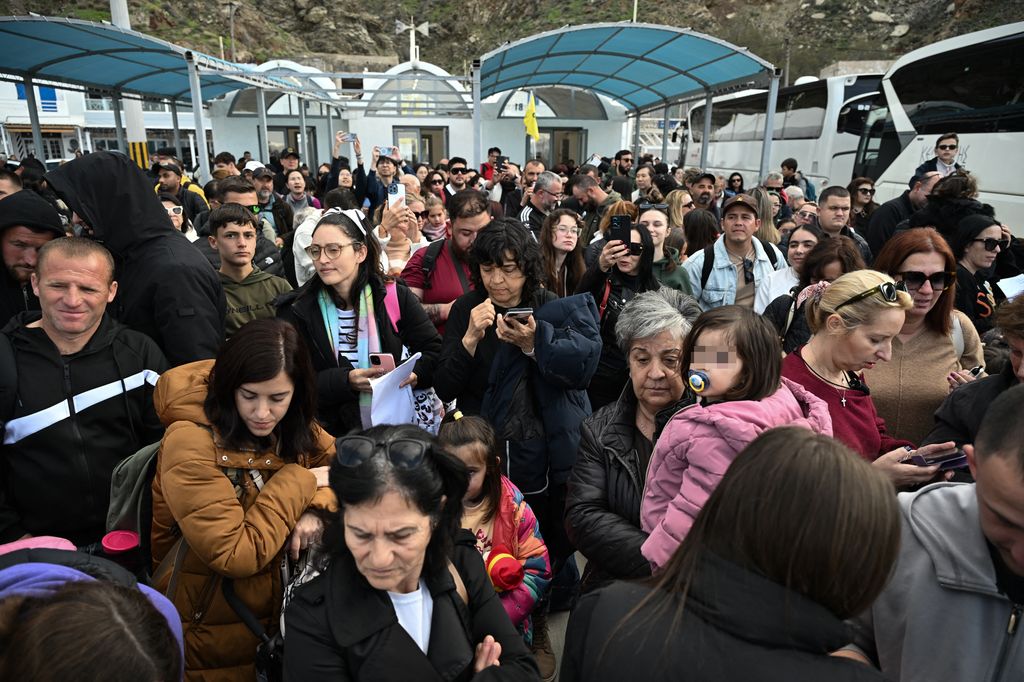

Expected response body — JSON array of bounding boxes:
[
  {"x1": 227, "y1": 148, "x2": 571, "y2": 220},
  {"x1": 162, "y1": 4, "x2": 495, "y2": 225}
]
[{"x1": 44, "y1": 152, "x2": 225, "y2": 365}]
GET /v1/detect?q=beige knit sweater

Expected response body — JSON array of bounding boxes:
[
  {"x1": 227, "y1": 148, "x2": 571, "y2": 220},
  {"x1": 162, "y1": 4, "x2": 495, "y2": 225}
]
[{"x1": 863, "y1": 310, "x2": 983, "y2": 445}]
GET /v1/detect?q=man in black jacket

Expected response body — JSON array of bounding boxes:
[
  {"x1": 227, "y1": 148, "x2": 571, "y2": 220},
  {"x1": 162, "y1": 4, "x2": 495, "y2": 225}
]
[
  {"x1": 0, "y1": 237, "x2": 167, "y2": 547},
  {"x1": 45, "y1": 151, "x2": 226, "y2": 366},
  {"x1": 865, "y1": 171, "x2": 940, "y2": 257},
  {"x1": 0, "y1": 189, "x2": 65, "y2": 326}
]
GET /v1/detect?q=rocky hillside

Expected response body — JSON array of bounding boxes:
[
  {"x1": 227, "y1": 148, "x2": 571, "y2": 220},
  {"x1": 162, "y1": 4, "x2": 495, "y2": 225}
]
[{"x1": 3, "y1": 0, "x2": 1024, "y2": 79}]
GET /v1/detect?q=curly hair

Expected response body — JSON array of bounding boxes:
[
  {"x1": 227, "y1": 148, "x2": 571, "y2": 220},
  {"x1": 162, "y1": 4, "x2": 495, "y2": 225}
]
[{"x1": 469, "y1": 218, "x2": 544, "y2": 304}]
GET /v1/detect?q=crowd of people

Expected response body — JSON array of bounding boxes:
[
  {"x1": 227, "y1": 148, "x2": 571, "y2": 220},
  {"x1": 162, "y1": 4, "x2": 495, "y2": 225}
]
[{"x1": 0, "y1": 128, "x2": 1022, "y2": 682}]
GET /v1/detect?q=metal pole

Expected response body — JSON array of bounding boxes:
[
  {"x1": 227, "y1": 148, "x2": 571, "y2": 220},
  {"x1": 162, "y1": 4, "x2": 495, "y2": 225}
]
[
  {"x1": 298, "y1": 95, "x2": 309, "y2": 164},
  {"x1": 22, "y1": 76, "x2": 46, "y2": 160},
  {"x1": 471, "y1": 60, "x2": 482, "y2": 169},
  {"x1": 112, "y1": 94, "x2": 128, "y2": 154},
  {"x1": 326, "y1": 106, "x2": 334, "y2": 154},
  {"x1": 759, "y1": 70, "x2": 782, "y2": 182},
  {"x1": 185, "y1": 51, "x2": 210, "y2": 182},
  {"x1": 170, "y1": 100, "x2": 183, "y2": 158},
  {"x1": 632, "y1": 112, "x2": 641, "y2": 156},
  {"x1": 256, "y1": 88, "x2": 269, "y2": 161},
  {"x1": 660, "y1": 105, "x2": 670, "y2": 163},
  {"x1": 699, "y1": 90, "x2": 713, "y2": 170},
  {"x1": 228, "y1": 2, "x2": 239, "y2": 63}
]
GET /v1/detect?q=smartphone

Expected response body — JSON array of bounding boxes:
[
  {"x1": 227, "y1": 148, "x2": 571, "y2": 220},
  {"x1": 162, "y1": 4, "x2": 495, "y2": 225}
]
[
  {"x1": 910, "y1": 449, "x2": 968, "y2": 471},
  {"x1": 609, "y1": 215, "x2": 632, "y2": 246},
  {"x1": 496, "y1": 155, "x2": 508, "y2": 171},
  {"x1": 388, "y1": 182, "x2": 406, "y2": 208},
  {"x1": 369, "y1": 353, "x2": 396, "y2": 372},
  {"x1": 339, "y1": 132, "x2": 356, "y2": 143},
  {"x1": 505, "y1": 308, "x2": 534, "y2": 322},
  {"x1": 379, "y1": 145, "x2": 398, "y2": 158},
  {"x1": 968, "y1": 365, "x2": 984, "y2": 377}
]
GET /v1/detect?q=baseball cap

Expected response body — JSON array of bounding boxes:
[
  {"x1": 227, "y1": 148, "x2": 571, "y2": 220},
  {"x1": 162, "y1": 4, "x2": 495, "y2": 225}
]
[
  {"x1": 155, "y1": 160, "x2": 183, "y2": 176},
  {"x1": 722, "y1": 193, "x2": 760, "y2": 218},
  {"x1": 252, "y1": 166, "x2": 274, "y2": 179},
  {"x1": 243, "y1": 160, "x2": 265, "y2": 173},
  {"x1": 694, "y1": 171, "x2": 717, "y2": 185},
  {"x1": 282, "y1": 147, "x2": 300, "y2": 160}
]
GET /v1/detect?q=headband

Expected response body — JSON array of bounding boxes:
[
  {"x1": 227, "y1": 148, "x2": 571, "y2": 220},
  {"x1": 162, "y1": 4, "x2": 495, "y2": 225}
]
[
  {"x1": 318, "y1": 207, "x2": 368, "y2": 236},
  {"x1": 796, "y1": 280, "x2": 831, "y2": 309}
]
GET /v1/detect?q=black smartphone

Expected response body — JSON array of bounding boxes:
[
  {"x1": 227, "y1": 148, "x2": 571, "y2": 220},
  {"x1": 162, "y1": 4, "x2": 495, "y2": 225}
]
[
  {"x1": 496, "y1": 155, "x2": 508, "y2": 171},
  {"x1": 609, "y1": 215, "x2": 632, "y2": 246},
  {"x1": 505, "y1": 307, "x2": 534, "y2": 323}
]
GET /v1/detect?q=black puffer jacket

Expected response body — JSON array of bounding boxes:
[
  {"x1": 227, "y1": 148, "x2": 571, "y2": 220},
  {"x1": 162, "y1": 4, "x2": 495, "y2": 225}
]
[
  {"x1": 45, "y1": 152, "x2": 226, "y2": 366},
  {"x1": 763, "y1": 289, "x2": 811, "y2": 354}
]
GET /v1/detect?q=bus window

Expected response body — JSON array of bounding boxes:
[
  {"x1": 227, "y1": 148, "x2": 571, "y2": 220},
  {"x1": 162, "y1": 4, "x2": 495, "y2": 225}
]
[
  {"x1": 836, "y1": 93, "x2": 879, "y2": 136},
  {"x1": 779, "y1": 86, "x2": 827, "y2": 139},
  {"x1": 853, "y1": 104, "x2": 902, "y2": 180}
]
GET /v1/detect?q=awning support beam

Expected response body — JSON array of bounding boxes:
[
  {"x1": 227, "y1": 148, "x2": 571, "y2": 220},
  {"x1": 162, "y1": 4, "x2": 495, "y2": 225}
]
[
  {"x1": 170, "y1": 100, "x2": 182, "y2": 160},
  {"x1": 256, "y1": 88, "x2": 269, "y2": 161},
  {"x1": 22, "y1": 75, "x2": 45, "y2": 161},
  {"x1": 112, "y1": 93, "x2": 128, "y2": 154},
  {"x1": 758, "y1": 69, "x2": 781, "y2": 182},
  {"x1": 699, "y1": 90, "x2": 713, "y2": 170},
  {"x1": 472, "y1": 60, "x2": 482, "y2": 169},
  {"x1": 185, "y1": 51, "x2": 210, "y2": 182}
]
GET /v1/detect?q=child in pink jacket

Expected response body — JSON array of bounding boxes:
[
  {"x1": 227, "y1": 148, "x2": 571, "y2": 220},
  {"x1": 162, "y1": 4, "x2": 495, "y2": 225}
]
[{"x1": 640, "y1": 306, "x2": 832, "y2": 570}]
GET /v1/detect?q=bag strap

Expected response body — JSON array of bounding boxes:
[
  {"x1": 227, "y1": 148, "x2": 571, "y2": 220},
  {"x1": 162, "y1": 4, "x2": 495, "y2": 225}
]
[
  {"x1": 223, "y1": 576, "x2": 274, "y2": 644},
  {"x1": 448, "y1": 240, "x2": 472, "y2": 294},
  {"x1": 597, "y1": 279, "x2": 612, "y2": 320},
  {"x1": 700, "y1": 243, "x2": 715, "y2": 290},
  {"x1": 780, "y1": 285, "x2": 801, "y2": 342},
  {"x1": 152, "y1": 533, "x2": 190, "y2": 602},
  {"x1": 420, "y1": 239, "x2": 446, "y2": 290},
  {"x1": 755, "y1": 236, "x2": 778, "y2": 268},
  {"x1": 384, "y1": 280, "x2": 401, "y2": 334},
  {"x1": 447, "y1": 561, "x2": 468, "y2": 605}
]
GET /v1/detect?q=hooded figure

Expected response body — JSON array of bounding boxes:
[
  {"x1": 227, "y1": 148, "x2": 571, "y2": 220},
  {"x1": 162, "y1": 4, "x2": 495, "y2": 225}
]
[
  {"x1": 0, "y1": 190, "x2": 65, "y2": 325},
  {"x1": 45, "y1": 152, "x2": 225, "y2": 365}
]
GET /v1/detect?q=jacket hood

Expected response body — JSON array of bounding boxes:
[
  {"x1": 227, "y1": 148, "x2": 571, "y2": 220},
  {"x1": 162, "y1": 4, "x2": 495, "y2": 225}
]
[
  {"x1": 154, "y1": 359, "x2": 214, "y2": 427},
  {"x1": 219, "y1": 266, "x2": 276, "y2": 286},
  {"x1": 44, "y1": 151, "x2": 173, "y2": 254},
  {"x1": 685, "y1": 377, "x2": 833, "y2": 452}
]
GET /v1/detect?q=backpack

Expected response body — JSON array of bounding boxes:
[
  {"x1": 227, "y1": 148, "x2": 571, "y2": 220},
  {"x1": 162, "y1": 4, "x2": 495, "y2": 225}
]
[
  {"x1": 700, "y1": 236, "x2": 779, "y2": 290},
  {"x1": 106, "y1": 441, "x2": 162, "y2": 539},
  {"x1": 419, "y1": 239, "x2": 446, "y2": 290}
]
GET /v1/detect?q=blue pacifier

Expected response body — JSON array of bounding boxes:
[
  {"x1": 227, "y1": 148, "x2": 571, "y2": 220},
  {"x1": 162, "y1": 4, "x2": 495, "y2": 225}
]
[{"x1": 688, "y1": 370, "x2": 710, "y2": 394}]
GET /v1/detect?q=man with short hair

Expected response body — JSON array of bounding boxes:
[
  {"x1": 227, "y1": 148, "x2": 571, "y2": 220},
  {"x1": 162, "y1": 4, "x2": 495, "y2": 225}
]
[
  {"x1": 252, "y1": 167, "x2": 294, "y2": 238},
  {"x1": 573, "y1": 174, "x2": 621, "y2": 245},
  {"x1": 400, "y1": 190, "x2": 489, "y2": 334},
  {"x1": 400, "y1": 173, "x2": 421, "y2": 199},
  {"x1": 519, "y1": 171, "x2": 563, "y2": 238},
  {"x1": 208, "y1": 203, "x2": 292, "y2": 338},
  {"x1": 364, "y1": 147, "x2": 401, "y2": 216},
  {"x1": 444, "y1": 157, "x2": 470, "y2": 202},
  {"x1": 0, "y1": 190, "x2": 65, "y2": 324},
  {"x1": 480, "y1": 146, "x2": 501, "y2": 182},
  {"x1": 684, "y1": 193, "x2": 784, "y2": 310},
  {"x1": 780, "y1": 158, "x2": 807, "y2": 193},
  {"x1": 46, "y1": 151, "x2": 226, "y2": 365},
  {"x1": 0, "y1": 169, "x2": 21, "y2": 199},
  {"x1": 273, "y1": 147, "x2": 301, "y2": 194},
  {"x1": 817, "y1": 186, "x2": 873, "y2": 264},
  {"x1": 0, "y1": 237, "x2": 167, "y2": 547},
  {"x1": 793, "y1": 201, "x2": 818, "y2": 228},
  {"x1": 155, "y1": 160, "x2": 208, "y2": 224},
  {"x1": 603, "y1": 149, "x2": 635, "y2": 188},
  {"x1": 865, "y1": 171, "x2": 942, "y2": 257},
  {"x1": 207, "y1": 176, "x2": 284, "y2": 275},
  {"x1": 213, "y1": 151, "x2": 240, "y2": 176},
  {"x1": 785, "y1": 185, "x2": 806, "y2": 211},
  {"x1": 915, "y1": 132, "x2": 964, "y2": 178},
  {"x1": 517, "y1": 159, "x2": 546, "y2": 209},
  {"x1": 689, "y1": 172, "x2": 720, "y2": 218},
  {"x1": 843, "y1": 384, "x2": 1024, "y2": 680}
]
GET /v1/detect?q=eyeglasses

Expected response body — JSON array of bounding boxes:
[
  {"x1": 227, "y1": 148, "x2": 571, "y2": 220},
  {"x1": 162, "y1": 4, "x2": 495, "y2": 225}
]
[
  {"x1": 304, "y1": 243, "x2": 361, "y2": 260},
  {"x1": 165, "y1": 206, "x2": 183, "y2": 216},
  {"x1": 638, "y1": 203, "x2": 668, "y2": 212},
  {"x1": 835, "y1": 280, "x2": 908, "y2": 310},
  {"x1": 796, "y1": 211, "x2": 817, "y2": 219},
  {"x1": 450, "y1": 167, "x2": 469, "y2": 174},
  {"x1": 683, "y1": 201, "x2": 695, "y2": 209},
  {"x1": 742, "y1": 258, "x2": 754, "y2": 285},
  {"x1": 897, "y1": 271, "x2": 956, "y2": 292},
  {"x1": 937, "y1": 144, "x2": 958, "y2": 151},
  {"x1": 336, "y1": 435, "x2": 427, "y2": 469},
  {"x1": 972, "y1": 237, "x2": 1009, "y2": 252},
  {"x1": 554, "y1": 225, "x2": 581, "y2": 236},
  {"x1": 538, "y1": 188, "x2": 564, "y2": 199},
  {"x1": 628, "y1": 243, "x2": 644, "y2": 256},
  {"x1": 430, "y1": 179, "x2": 444, "y2": 185},
  {"x1": 857, "y1": 187, "x2": 876, "y2": 196}
]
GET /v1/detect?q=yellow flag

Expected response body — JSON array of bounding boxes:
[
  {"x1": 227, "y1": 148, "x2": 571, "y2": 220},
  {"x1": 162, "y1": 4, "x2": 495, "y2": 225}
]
[{"x1": 523, "y1": 92, "x2": 540, "y2": 141}]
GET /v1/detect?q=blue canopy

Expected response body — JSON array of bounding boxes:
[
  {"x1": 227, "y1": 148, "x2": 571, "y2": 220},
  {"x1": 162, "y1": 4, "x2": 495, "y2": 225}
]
[
  {"x1": 479, "y1": 23, "x2": 775, "y2": 113},
  {"x1": 0, "y1": 15, "x2": 292, "y2": 102}
]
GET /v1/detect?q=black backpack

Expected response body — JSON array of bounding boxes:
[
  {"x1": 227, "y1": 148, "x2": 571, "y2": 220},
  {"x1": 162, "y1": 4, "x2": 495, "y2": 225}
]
[
  {"x1": 700, "y1": 236, "x2": 780, "y2": 290},
  {"x1": 419, "y1": 239, "x2": 447, "y2": 290}
]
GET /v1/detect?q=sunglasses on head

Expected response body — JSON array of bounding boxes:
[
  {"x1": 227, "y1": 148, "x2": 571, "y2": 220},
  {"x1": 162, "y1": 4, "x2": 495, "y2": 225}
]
[
  {"x1": 336, "y1": 435, "x2": 428, "y2": 469},
  {"x1": 638, "y1": 202, "x2": 668, "y2": 212},
  {"x1": 937, "y1": 144, "x2": 958, "y2": 151},
  {"x1": 972, "y1": 237, "x2": 1009, "y2": 252},
  {"x1": 835, "y1": 280, "x2": 908, "y2": 310},
  {"x1": 898, "y1": 271, "x2": 955, "y2": 292}
]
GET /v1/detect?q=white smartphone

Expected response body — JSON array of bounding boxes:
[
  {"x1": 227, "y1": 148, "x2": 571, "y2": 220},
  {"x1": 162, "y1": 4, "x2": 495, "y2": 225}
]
[{"x1": 388, "y1": 182, "x2": 406, "y2": 208}]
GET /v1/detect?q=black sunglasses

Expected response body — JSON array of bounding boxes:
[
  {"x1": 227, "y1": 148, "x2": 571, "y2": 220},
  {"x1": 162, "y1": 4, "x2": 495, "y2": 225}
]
[
  {"x1": 414, "y1": 210, "x2": 429, "y2": 219},
  {"x1": 638, "y1": 202, "x2": 668, "y2": 212},
  {"x1": 628, "y1": 243, "x2": 644, "y2": 256},
  {"x1": 430, "y1": 179, "x2": 444, "y2": 185},
  {"x1": 937, "y1": 144, "x2": 958, "y2": 151},
  {"x1": 835, "y1": 280, "x2": 908, "y2": 310},
  {"x1": 972, "y1": 237, "x2": 1009, "y2": 252},
  {"x1": 742, "y1": 258, "x2": 754, "y2": 285},
  {"x1": 450, "y1": 167, "x2": 469, "y2": 174},
  {"x1": 898, "y1": 271, "x2": 955, "y2": 292},
  {"x1": 336, "y1": 435, "x2": 428, "y2": 469},
  {"x1": 857, "y1": 187, "x2": 876, "y2": 196}
]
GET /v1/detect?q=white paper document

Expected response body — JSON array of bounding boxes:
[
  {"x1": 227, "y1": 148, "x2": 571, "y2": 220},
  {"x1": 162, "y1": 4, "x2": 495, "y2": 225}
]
[{"x1": 365, "y1": 352, "x2": 421, "y2": 428}]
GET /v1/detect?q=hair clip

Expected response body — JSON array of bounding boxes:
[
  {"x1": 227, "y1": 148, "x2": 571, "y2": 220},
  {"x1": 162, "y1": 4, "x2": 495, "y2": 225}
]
[
  {"x1": 797, "y1": 280, "x2": 831, "y2": 309},
  {"x1": 452, "y1": 410, "x2": 464, "y2": 421}
]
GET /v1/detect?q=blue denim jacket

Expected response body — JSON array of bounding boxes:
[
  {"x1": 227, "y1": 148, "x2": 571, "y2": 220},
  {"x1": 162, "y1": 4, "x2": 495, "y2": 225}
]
[{"x1": 683, "y1": 237, "x2": 785, "y2": 311}]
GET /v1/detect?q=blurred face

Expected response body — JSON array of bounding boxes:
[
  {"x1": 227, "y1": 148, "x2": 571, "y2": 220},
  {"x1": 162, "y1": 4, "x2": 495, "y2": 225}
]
[
  {"x1": 894, "y1": 252, "x2": 948, "y2": 321},
  {"x1": 616, "y1": 228, "x2": 643, "y2": 276},
  {"x1": 338, "y1": 169, "x2": 353, "y2": 189},
  {"x1": 829, "y1": 307, "x2": 905, "y2": 372},
  {"x1": 311, "y1": 224, "x2": 366, "y2": 292},
  {"x1": 814, "y1": 259, "x2": 845, "y2": 284},
  {"x1": 3, "y1": 226, "x2": 56, "y2": 283},
  {"x1": 450, "y1": 211, "x2": 490, "y2": 259},
  {"x1": 377, "y1": 158, "x2": 396, "y2": 181},
  {"x1": 162, "y1": 200, "x2": 183, "y2": 231},
  {"x1": 629, "y1": 330, "x2": 684, "y2": 412},
  {"x1": 450, "y1": 444, "x2": 489, "y2": 503},
  {"x1": 479, "y1": 250, "x2": 526, "y2": 308},
  {"x1": 572, "y1": 185, "x2": 596, "y2": 211},
  {"x1": 689, "y1": 328, "x2": 741, "y2": 401},
  {"x1": 31, "y1": 252, "x2": 116, "y2": 342},
  {"x1": 254, "y1": 175, "x2": 274, "y2": 202},
  {"x1": 721, "y1": 207, "x2": 759, "y2": 248},
  {"x1": 1005, "y1": 333, "x2": 1024, "y2": 384},
  {"x1": 854, "y1": 184, "x2": 875, "y2": 207},
  {"x1": 676, "y1": 191, "x2": 694, "y2": 217},
  {"x1": 523, "y1": 162, "x2": 544, "y2": 187},
  {"x1": 786, "y1": 227, "x2": 819, "y2": 273},
  {"x1": 936, "y1": 136, "x2": 958, "y2": 165},
  {"x1": 728, "y1": 174, "x2": 743, "y2": 189},
  {"x1": 769, "y1": 193, "x2": 781, "y2": 216},
  {"x1": 345, "y1": 489, "x2": 432, "y2": 594},
  {"x1": 638, "y1": 209, "x2": 669, "y2": 251},
  {"x1": 234, "y1": 370, "x2": 293, "y2": 438},
  {"x1": 428, "y1": 174, "x2": 445, "y2": 194},
  {"x1": 636, "y1": 168, "x2": 652, "y2": 191},
  {"x1": 962, "y1": 224, "x2": 1004, "y2": 272},
  {"x1": 552, "y1": 215, "x2": 580, "y2": 253},
  {"x1": 157, "y1": 169, "x2": 181, "y2": 193},
  {"x1": 819, "y1": 195, "x2": 851, "y2": 233},
  {"x1": 794, "y1": 204, "x2": 818, "y2": 226},
  {"x1": 211, "y1": 221, "x2": 257, "y2": 269},
  {"x1": 616, "y1": 154, "x2": 633, "y2": 171},
  {"x1": 972, "y1": 453, "x2": 1024, "y2": 576},
  {"x1": 674, "y1": 168, "x2": 686, "y2": 184},
  {"x1": 781, "y1": 165, "x2": 795, "y2": 179},
  {"x1": 287, "y1": 172, "x2": 306, "y2": 195}
]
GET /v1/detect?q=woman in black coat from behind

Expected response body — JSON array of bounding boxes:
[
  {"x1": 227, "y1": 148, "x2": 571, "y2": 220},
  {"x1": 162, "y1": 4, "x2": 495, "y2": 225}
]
[{"x1": 561, "y1": 428, "x2": 899, "y2": 682}]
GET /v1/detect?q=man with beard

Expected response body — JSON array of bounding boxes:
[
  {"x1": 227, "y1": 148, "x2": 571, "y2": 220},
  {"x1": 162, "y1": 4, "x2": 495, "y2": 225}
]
[
  {"x1": 689, "y1": 172, "x2": 720, "y2": 219},
  {"x1": 400, "y1": 190, "x2": 490, "y2": 335},
  {"x1": 572, "y1": 174, "x2": 621, "y2": 245},
  {"x1": 253, "y1": 166, "x2": 294, "y2": 238},
  {"x1": 0, "y1": 190, "x2": 64, "y2": 325},
  {"x1": 603, "y1": 149, "x2": 635, "y2": 189},
  {"x1": 155, "y1": 160, "x2": 208, "y2": 224},
  {"x1": 443, "y1": 157, "x2": 470, "y2": 202},
  {"x1": 518, "y1": 171, "x2": 563, "y2": 238}
]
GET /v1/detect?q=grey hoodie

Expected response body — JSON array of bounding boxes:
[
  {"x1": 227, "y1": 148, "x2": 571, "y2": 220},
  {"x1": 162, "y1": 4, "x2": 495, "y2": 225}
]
[{"x1": 849, "y1": 483, "x2": 1023, "y2": 681}]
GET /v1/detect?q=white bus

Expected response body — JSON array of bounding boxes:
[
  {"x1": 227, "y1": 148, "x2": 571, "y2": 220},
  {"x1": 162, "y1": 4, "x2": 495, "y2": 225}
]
[
  {"x1": 684, "y1": 74, "x2": 883, "y2": 192},
  {"x1": 852, "y1": 23, "x2": 1024, "y2": 230}
]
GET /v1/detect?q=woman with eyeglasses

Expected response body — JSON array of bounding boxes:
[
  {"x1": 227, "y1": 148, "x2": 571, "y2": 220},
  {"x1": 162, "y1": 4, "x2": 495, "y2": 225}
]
[
  {"x1": 781, "y1": 270, "x2": 959, "y2": 486},
  {"x1": 865, "y1": 228, "x2": 984, "y2": 444},
  {"x1": 953, "y1": 214, "x2": 1015, "y2": 336},
  {"x1": 638, "y1": 203, "x2": 692, "y2": 294},
  {"x1": 283, "y1": 424, "x2": 542, "y2": 681},
  {"x1": 150, "y1": 319, "x2": 336, "y2": 681},
  {"x1": 846, "y1": 177, "x2": 878, "y2": 233},
  {"x1": 159, "y1": 192, "x2": 199, "y2": 242},
  {"x1": 276, "y1": 210, "x2": 441, "y2": 436},
  {"x1": 539, "y1": 208, "x2": 586, "y2": 297}
]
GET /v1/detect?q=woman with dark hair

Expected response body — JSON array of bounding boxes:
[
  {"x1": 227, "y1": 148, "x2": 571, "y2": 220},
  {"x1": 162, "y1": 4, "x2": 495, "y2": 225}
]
[
  {"x1": 637, "y1": 203, "x2": 691, "y2": 293},
  {"x1": 755, "y1": 222, "x2": 823, "y2": 313},
  {"x1": 578, "y1": 221, "x2": 661, "y2": 410},
  {"x1": 150, "y1": 319, "x2": 336, "y2": 680},
  {"x1": 952, "y1": 214, "x2": 1016, "y2": 335},
  {"x1": 285, "y1": 168, "x2": 322, "y2": 213},
  {"x1": 633, "y1": 164, "x2": 657, "y2": 203},
  {"x1": 159, "y1": 192, "x2": 198, "y2": 242},
  {"x1": 722, "y1": 172, "x2": 744, "y2": 200},
  {"x1": 867, "y1": 228, "x2": 984, "y2": 444},
  {"x1": 763, "y1": 234, "x2": 865, "y2": 353},
  {"x1": 847, "y1": 177, "x2": 878, "y2": 232},
  {"x1": 283, "y1": 424, "x2": 541, "y2": 680},
  {"x1": 562, "y1": 428, "x2": 900, "y2": 682},
  {"x1": 682, "y1": 208, "x2": 719, "y2": 258},
  {"x1": 539, "y1": 208, "x2": 586, "y2": 297},
  {"x1": 425, "y1": 170, "x2": 447, "y2": 203},
  {"x1": 276, "y1": 210, "x2": 441, "y2": 435}
]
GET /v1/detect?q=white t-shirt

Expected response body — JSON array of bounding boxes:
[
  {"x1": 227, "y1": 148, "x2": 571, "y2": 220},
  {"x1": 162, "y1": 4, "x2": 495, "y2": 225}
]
[
  {"x1": 388, "y1": 579, "x2": 434, "y2": 654},
  {"x1": 755, "y1": 265, "x2": 799, "y2": 314}
]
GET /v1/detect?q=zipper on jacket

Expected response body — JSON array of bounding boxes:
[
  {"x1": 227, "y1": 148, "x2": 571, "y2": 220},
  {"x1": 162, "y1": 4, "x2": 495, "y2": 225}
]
[
  {"x1": 990, "y1": 602, "x2": 1021, "y2": 681},
  {"x1": 64, "y1": 360, "x2": 95, "y2": 514}
]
